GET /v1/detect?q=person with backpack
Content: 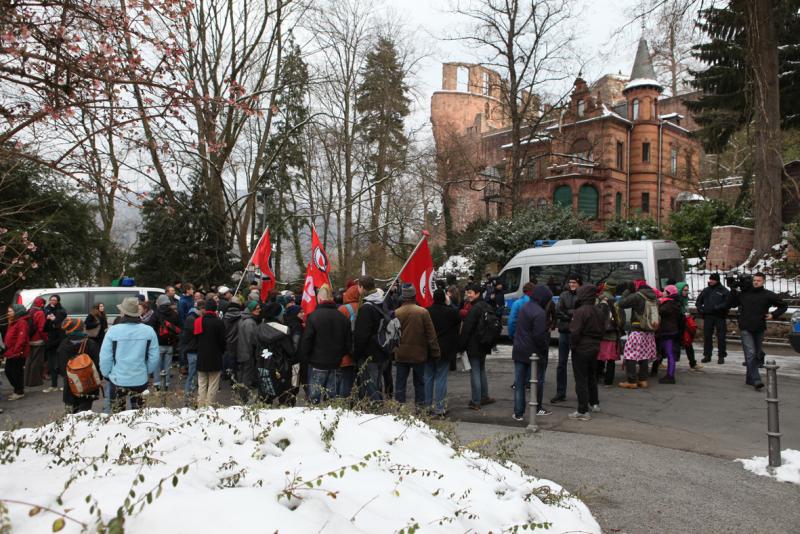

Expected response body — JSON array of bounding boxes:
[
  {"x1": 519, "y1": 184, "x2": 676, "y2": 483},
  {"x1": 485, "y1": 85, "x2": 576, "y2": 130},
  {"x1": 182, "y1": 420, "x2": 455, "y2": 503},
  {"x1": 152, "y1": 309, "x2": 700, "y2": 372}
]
[
  {"x1": 426, "y1": 288, "x2": 461, "y2": 417},
  {"x1": 150, "y1": 294, "x2": 180, "y2": 390},
  {"x1": 194, "y1": 299, "x2": 227, "y2": 407},
  {"x1": 181, "y1": 299, "x2": 204, "y2": 403},
  {"x1": 4, "y1": 304, "x2": 30, "y2": 400},
  {"x1": 301, "y1": 285, "x2": 352, "y2": 404},
  {"x1": 393, "y1": 283, "x2": 440, "y2": 409},
  {"x1": 42, "y1": 294, "x2": 67, "y2": 393},
  {"x1": 595, "y1": 283, "x2": 623, "y2": 387},
  {"x1": 617, "y1": 280, "x2": 660, "y2": 389},
  {"x1": 25, "y1": 296, "x2": 47, "y2": 388},
  {"x1": 696, "y1": 273, "x2": 730, "y2": 364},
  {"x1": 100, "y1": 297, "x2": 160, "y2": 413},
  {"x1": 512, "y1": 285, "x2": 553, "y2": 421},
  {"x1": 568, "y1": 284, "x2": 604, "y2": 421},
  {"x1": 458, "y1": 284, "x2": 498, "y2": 410},
  {"x1": 235, "y1": 301, "x2": 261, "y2": 402},
  {"x1": 57, "y1": 318, "x2": 101, "y2": 413},
  {"x1": 337, "y1": 284, "x2": 361, "y2": 398},
  {"x1": 551, "y1": 274, "x2": 582, "y2": 404},
  {"x1": 353, "y1": 277, "x2": 391, "y2": 401},
  {"x1": 656, "y1": 285, "x2": 684, "y2": 384},
  {"x1": 254, "y1": 302, "x2": 297, "y2": 405}
]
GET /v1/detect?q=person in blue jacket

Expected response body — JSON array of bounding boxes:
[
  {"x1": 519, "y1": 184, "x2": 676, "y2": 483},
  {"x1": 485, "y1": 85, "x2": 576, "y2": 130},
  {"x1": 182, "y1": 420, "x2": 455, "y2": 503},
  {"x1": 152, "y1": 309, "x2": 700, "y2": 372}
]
[{"x1": 100, "y1": 297, "x2": 159, "y2": 413}]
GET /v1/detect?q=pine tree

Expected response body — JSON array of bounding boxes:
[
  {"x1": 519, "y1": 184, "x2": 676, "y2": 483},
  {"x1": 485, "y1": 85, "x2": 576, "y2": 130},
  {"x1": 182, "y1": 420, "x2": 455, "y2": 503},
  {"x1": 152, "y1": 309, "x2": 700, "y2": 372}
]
[{"x1": 356, "y1": 36, "x2": 411, "y2": 262}]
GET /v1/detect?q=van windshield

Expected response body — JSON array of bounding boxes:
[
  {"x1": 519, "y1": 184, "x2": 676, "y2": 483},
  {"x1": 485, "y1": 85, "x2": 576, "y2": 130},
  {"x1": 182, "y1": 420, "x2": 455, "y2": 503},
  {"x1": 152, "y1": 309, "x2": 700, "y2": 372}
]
[
  {"x1": 498, "y1": 267, "x2": 521, "y2": 293},
  {"x1": 657, "y1": 258, "x2": 685, "y2": 289}
]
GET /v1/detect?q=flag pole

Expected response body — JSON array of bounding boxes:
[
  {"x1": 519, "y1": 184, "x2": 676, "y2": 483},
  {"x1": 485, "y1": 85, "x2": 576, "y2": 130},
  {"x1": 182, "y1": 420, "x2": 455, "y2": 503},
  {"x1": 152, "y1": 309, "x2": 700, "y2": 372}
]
[
  {"x1": 382, "y1": 231, "x2": 429, "y2": 302},
  {"x1": 234, "y1": 227, "x2": 268, "y2": 298}
]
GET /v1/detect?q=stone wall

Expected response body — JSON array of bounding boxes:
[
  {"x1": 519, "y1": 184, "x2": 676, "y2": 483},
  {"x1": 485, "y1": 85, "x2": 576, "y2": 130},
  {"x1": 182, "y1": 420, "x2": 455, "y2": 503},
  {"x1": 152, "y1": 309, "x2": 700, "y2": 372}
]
[{"x1": 706, "y1": 226, "x2": 754, "y2": 270}]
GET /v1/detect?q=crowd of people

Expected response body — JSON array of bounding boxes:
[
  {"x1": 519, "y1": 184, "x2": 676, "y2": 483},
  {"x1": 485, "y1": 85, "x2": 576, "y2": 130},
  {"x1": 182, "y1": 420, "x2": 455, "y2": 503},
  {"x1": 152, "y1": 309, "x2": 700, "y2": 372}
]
[{"x1": 0, "y1": 271, "x2": 788, "y2": 421}]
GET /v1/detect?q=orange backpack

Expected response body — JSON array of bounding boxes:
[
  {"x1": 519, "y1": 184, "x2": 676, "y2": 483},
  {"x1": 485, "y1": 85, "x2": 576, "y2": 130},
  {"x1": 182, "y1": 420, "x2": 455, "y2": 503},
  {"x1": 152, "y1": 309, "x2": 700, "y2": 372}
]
[{"x1": 66, "y1": 338, "x2": 102, "y2": 396}]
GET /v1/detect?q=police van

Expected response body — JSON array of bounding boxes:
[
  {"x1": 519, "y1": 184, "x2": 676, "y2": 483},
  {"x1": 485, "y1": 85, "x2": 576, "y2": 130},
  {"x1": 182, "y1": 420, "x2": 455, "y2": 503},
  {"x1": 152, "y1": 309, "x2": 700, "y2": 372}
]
[
  {"x1": 14, "y1": 287, "x2": 166, "y2": 321},
  {"x1": 498, "y1": 239, "x2": 684, "y2": 316}
]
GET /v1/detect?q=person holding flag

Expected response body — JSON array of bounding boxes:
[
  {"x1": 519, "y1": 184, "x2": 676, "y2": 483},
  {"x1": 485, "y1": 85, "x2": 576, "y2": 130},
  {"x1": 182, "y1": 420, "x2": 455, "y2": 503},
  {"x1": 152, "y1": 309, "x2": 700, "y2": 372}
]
[{"x1": 252, "y1": 229, "x2": 276, "y2": 302}]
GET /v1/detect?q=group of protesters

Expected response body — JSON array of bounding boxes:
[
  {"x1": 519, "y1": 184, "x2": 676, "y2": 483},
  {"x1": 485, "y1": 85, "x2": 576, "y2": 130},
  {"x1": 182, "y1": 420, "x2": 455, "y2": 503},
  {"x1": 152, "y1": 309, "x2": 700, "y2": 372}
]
[{"x1": 1, "y1": 270, "x2": 788, "y2": 420}]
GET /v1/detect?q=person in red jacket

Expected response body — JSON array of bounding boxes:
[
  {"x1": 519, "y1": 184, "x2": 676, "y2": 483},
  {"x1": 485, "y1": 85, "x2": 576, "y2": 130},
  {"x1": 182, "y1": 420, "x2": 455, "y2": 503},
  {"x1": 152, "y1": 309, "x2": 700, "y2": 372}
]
[{"x1": 4, "y1": 304, "x2": 30, "y2": 400}]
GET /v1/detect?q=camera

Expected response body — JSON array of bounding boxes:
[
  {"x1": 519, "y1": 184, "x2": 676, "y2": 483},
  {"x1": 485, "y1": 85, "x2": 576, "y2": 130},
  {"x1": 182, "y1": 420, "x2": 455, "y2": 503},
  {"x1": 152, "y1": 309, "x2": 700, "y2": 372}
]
[{"x1": 725, "y1": 273, "x2": 753, "y2": 291}]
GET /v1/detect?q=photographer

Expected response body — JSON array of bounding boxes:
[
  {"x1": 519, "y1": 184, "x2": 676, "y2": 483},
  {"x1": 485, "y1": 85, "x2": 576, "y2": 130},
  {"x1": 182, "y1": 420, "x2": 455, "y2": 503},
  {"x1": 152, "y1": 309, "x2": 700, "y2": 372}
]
[
  {"x1": 725, "y1": 272, "x2": 787, "y2": 390},
  {"x1": 696, "y1": 273, "x2": 730, "y2": 364}
]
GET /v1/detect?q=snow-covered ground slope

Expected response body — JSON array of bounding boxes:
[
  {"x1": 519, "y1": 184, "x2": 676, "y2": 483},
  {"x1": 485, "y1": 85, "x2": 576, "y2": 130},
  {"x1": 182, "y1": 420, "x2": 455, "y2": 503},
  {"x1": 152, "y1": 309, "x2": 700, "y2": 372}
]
[
  {"x1": 0, "y1": 407, "x2": 600, "y2": 533},
  {"x1": 736, "y1": 449, "x2": 800, "y2": 486}
]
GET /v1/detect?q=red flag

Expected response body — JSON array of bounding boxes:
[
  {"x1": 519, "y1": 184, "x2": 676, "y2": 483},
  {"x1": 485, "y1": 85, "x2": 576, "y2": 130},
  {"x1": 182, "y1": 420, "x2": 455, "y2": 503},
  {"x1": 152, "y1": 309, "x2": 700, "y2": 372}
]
[
  {"x1": 301, "y1": 262, "x2": 317, "y2": 316},
  {"x1": 309, "y1": 226, "x2": 331, "y2": 287},
  {"x1": 398, "y1": 236, "x2": 436, "y2": 307},
  {"x1": 252, "y1": 229, "x2": 276, "y2": 301}
]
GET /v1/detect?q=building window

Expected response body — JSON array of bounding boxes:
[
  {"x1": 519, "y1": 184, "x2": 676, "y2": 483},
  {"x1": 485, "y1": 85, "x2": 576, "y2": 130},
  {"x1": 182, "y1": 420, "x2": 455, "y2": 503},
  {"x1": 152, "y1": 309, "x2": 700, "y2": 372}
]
[
  {"x1": 483, "y1": 71, "x2": 490, "y2": 95},
  {"x1": 616, "y1": 141, "x2": 624, "y2": 170},
  {"x1": 670, "y1": 197, "x2": 676, "y2": 210},
  {"x1": 642, "y1": 142, "x2": 650, "y2": 163},
  {"x1": 577, "y1": 99, "x2": 585, "y2": 117},
  {"x1": 670, "y1": 146, "x2": 678, "y2": 175},
  {"x1": 553, "y1": 185, "x2": 572, "y2": 208},
  {"x1": 571, "y1": 138, "x2": 592, "y2": 163},
  {"x1": 615, "y1": 192, "x2": 623, "y2": 218},
  {"x1": 578, "y1": 184, "x2": 599, "y2": 219},
  {"x1": 632, "y1": 99, "x2": 639, "y2": 120},
  {"x1": 641, "y1": 192, "x2": 650, "y2": 213},
  {"x1": 525, "y1": 157, "x2": 538, "y2": 180},
  {"x1": 457, "y1": 66, "x2": 469, "y2": 92}
]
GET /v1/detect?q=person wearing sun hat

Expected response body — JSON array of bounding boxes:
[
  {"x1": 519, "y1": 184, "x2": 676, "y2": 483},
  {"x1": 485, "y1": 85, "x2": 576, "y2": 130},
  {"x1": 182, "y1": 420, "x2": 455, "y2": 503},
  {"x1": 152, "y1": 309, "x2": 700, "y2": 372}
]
[
  {"x1": 99, "y1": 297, "x2": 160, "y2": 413},
  {"x1": 57, "y1": 317, "x2": 101, "y2": 413}
]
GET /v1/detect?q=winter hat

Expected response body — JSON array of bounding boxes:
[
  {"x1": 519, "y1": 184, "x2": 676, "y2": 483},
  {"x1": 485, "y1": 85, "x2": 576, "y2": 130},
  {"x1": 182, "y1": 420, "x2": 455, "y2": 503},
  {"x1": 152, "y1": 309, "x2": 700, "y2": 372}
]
[
  {"x1": 62, "y1": 317, "x2": 83, "y2": 335},
  {"x1": 156, "y1": 294, "x2": 171, "y2": 306},
  {"x1": 218, "y1": 286, "x2": 230, "y2": 295},
  {"x1": 433, "y1": 288, "x2": 446, "y2": 305},
  {"x1": 205, "y1": 299, "x2": 218, "y2": 312},
  {"x1": 33, "y1": 297, "x2": 46, "y2": 308},
  {"x1": 117, "y1": 297, "x2": 141, "y2": 318},
  {"x1": 709, "y1": 273, "x2": 721, "y2": 282},
  {"x1": 664, "y1": 285, "x2": 678, "y2": 297},
  {"x1": 262, "y1": 302, "x2": 283, "y2": 321},
  {"x1": 401, "y1": 283, "x2": 416, "y2": 301},
  {"x1": 11, "y1": 303, "x2": 26, "y2": 317},
  {"x1": 246, "y1": 301, "x2": 260, "y2": 312}
]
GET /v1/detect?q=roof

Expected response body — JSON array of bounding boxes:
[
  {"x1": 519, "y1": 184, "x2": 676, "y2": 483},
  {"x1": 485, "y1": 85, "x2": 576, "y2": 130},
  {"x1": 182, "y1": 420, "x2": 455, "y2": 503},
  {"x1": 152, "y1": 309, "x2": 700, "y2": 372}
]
[{"x1": 624, "y1": 38, "x2": 662, "y2": 93}]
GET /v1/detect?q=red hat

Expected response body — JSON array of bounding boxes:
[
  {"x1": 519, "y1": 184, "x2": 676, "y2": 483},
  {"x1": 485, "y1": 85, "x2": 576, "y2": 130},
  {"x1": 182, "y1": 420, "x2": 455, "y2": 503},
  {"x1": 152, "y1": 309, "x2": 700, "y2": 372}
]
[{"x1": 33, "y1": 297, "x2": 46, "y2": 307}]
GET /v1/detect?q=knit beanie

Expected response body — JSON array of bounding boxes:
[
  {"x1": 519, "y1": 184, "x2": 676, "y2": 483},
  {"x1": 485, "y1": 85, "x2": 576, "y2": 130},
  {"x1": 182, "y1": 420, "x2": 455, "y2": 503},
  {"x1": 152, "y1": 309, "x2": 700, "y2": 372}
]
[
  {"x1": 246, "y1": 301, "x2": 259, "y2": 312},
  {"x1": 401, "y1": 283, "x2": 416, "y2": 301},
  {"x1": 62, "y1": 317, "x2": 83, "y2": 335},
  {"x1": 11, "y1": 303, "x2": 26, "y2": 317}
]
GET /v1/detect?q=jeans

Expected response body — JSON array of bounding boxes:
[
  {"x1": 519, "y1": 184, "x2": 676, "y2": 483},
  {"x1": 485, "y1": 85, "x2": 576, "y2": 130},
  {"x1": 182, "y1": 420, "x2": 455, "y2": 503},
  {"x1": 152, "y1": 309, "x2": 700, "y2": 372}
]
[
  {"x1": 110, "y1": 383, "x2": 148, "y2": 413},
  {"x1": 184, "y1": 352, "x2": 198, "y2": 396},
  {"x1": 624, "y1": 360, "x2": 649, "y2": 383},
  {"x1": 572, "y1": 349, "x2": 598, "y2": 414},
  {"x1": 740, "y1": 330, "x2": 764, "y2": 386},
  {"x1": 395, "y1": 362, "x2": 425, "y2": 405},
  {"x1": 703, "y1": 315, "x2": 727, "y2": 359},
  {"x1": 335, "y1": 367, "x2": 355, "y2": 398},
  {"x1": 555, "y1": 332, "x2": 571, "y2": 398},
  {"x1": 467, "y1": 352, "x2": 488, "y2": 406},
  {"x1": 424, "y1": 359, "x2": 450, "y2": 414},
  {"x1": 153, "y1": 345, "x2": 173, "y2": 388},
  {"x1": 356, "y1": 359, "x2": 384, "y2": 401},
  {"x1": 103, "y1": 381, "x2": 112, "y2": 414},
  {"x1": 308, "y1": 367, "x2": 337, "y2": 404}
]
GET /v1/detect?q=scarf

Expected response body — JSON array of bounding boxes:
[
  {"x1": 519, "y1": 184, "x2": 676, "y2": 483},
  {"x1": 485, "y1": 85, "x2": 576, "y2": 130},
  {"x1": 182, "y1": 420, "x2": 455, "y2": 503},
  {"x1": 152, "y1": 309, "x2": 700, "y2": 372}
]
[{"x1": 194, "y1": 311, "x2": 217, "y2": 335}]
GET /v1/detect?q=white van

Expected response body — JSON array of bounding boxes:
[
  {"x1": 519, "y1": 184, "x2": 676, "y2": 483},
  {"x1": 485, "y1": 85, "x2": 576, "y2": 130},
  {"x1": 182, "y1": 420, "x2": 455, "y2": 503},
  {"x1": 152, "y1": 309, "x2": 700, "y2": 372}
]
[
  {"x1": 14, "y1": 287, "x2": 166, "y2": 321},
  {"x1": 498, "y1": 239, "x2": 685, "y2": 313}
]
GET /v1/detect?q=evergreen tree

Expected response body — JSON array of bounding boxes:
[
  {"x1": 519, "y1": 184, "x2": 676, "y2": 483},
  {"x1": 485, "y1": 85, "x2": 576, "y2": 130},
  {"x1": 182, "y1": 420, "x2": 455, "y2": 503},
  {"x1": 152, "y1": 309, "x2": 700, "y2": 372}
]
[{"x1": 356, "y1": 36, "x2": 411, "y2": 254}]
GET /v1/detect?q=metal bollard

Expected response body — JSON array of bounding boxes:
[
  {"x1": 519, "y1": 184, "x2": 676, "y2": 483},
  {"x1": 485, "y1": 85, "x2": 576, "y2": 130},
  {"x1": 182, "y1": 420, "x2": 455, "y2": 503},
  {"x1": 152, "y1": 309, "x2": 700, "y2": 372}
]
[
  {"x1": 527, "y1": 353, "x2": 539, "y2": 432},
  {"x1": 765, "y1": 359, "x2": 781, "y2": 468},
  {"x1": 159, "y1": 369, "x2": 167, "y2": 406}
]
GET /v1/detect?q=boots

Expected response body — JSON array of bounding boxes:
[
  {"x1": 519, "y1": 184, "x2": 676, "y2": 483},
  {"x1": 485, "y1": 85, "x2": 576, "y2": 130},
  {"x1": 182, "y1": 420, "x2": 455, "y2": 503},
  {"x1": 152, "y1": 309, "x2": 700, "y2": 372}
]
[
  {"x1": 618, "y1": 381, "x2": 638, "y2": 389},
  {"x1": 637, "y1": 380, "x2": 649, "y2": 389}
]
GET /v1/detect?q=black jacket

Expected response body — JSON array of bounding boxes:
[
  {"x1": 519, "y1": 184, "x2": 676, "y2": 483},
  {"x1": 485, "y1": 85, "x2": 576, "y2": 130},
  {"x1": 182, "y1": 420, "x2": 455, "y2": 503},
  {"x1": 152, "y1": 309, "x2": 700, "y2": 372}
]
[
  {"x1": 181, "y1": 310, "x2": 200, "y2": 354},
  {"x1": 223, "y1": 303, "x2": 243, "y2": 359},
  {"x1": 556, "y1": 289, "x2": 579, "y2": 332},
  {"x1": 727, "y1": 287, "x2": 788, "y2": 332},
  {"x1": 458, "y1": 299, "x2": 492, "y2": 356},
  {"x1": 658, "y1": 298, "x2": 684, "y2": 335},
  {"x1": 44, "y1": 304, "x2": 67, "y2": 349},
  {"x1": 195, "y1": 313, "x2": 227, "y2": 372},
  {"x1": 353, "y1": 293, "x2": 388, "y2": 362},
  {"x1": 57, "y1": 333, "x2": 100, "y2": 405},
  {"x1": 696, "y1": 284, "x2": 730, "y2": 317},
  {"x1": 301, "y1": 302, "x2": 352, "y2": 370},
  {"x1": 427, "y1": 303, "x2": 461, "y2": 362},
  {"x1": 154, "y1": 304, "x2": 180, "y2": 346},
  {"x1": 569, "y1": 285, "x2": 603, "y2": 354}
]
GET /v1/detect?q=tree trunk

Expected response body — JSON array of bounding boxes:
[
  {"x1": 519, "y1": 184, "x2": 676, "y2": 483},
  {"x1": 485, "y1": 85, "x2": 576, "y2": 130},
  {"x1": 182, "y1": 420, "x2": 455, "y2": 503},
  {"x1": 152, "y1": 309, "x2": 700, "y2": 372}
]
[{"x1": 745, "y1": 0, "x2": 783, "y2": 257}]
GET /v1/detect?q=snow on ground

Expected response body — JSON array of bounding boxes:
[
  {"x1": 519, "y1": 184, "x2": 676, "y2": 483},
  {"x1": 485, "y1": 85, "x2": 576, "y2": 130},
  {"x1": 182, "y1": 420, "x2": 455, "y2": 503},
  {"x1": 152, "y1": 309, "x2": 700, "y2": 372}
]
[
  {"x1": 0, "y1": 407, "x2": 600, "y2": 533},
  {"x1": 736, "y1": 449, "x2": 800, "y2": 486}
]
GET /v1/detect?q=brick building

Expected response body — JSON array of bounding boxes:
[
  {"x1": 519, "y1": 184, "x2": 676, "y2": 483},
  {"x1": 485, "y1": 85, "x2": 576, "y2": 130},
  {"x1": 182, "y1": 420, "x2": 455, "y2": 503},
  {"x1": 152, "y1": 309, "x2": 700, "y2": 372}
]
[{"x1": 431, "y1": 39, "x2": 702, "y2": 233}]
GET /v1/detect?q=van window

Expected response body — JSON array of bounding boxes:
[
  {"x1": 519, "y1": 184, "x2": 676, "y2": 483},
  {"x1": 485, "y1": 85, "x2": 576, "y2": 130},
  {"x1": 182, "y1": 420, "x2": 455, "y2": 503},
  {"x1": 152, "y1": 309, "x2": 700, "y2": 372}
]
[
  {"x1": 498, "y1": 267, "x2": 522, "y2": 293},
  {"x1": 529, "y1": 264, "x2": 573, "y2": 296},
  {"x1": 42, "y1": 292, "x2": 88, "y2": 316},
  {"x1": 147, "y1": 291, "x2": 163, "y2": 304},
  {"x1": 91, "y1": 291, "x2": 138, "y2": 313},
  {"x1": 582, "y1": 262, "x2": 645, "y2": 292},
  {"x1": 657, "y1": 258, "x2": 685, "y2": 289}
]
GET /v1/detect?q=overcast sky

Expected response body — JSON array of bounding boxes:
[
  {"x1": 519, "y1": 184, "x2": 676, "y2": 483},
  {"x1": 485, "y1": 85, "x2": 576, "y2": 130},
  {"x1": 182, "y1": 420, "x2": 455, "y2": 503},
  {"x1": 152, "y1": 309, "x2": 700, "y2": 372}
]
[{"x1": 376, "y1": 0, "x2": 649, "y2": 134}]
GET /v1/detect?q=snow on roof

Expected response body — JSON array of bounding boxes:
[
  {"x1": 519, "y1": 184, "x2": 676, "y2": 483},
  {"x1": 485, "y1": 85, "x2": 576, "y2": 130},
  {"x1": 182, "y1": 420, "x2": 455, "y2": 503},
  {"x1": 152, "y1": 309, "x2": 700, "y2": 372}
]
[
  {"x1": 624, "y1": 78, "x2": 663, "y2": 91},
  {"x1": 500, "y1": 135, "x2": 552, "y2": 149},
  {"x1": 675, "y1": 192, "x2": 706, "y2": 202},
  {"x1": 659, "y1": 112, "x2": 684, "y2": 120}
]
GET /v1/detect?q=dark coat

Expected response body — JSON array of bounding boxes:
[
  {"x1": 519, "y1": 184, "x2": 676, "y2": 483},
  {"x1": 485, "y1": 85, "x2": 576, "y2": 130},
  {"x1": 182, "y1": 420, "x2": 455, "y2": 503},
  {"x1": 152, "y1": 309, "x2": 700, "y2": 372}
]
[
  {"x1": 427, "y1": 303, "x2": 461, "y2": 362},
  {"x1": 195, "y1": 313, "x2": 227, "y2": 372},
  {"x1": 154, "y1": 304, "x2": 180, "y2": 346},
  {"x1": 181, "y1": 310, "x2": 200, "y2": 354},
  {"x1": 618, "y1": 287, "x2": 659, "y2": 332},
  {"x1": 556, "y1": 289, "x2": 579, "y2": 332},
  {"x1": 569, "y1": 285, "x2": 603, "y2": 354},
  {"x1": 394, "y1": 301, "x2": 440, "y2": 363},
  {"x1": 727, "y1": 287, "x2": 788, "y2": 332},
  {"x1": 458, "y1": 298, "x2": 492, "y2": 357},
  {"x1": 223, "y1": 303, "x2": 243, "y2": 359},
  {"x1": 511, "y1": 300, "x2": 549, "y2": 364},
  {"x1": 658, "y1": 298, "x2": 683, "y2": 335},
  {"x1": 353, "y1": 293, "x2": 388, "y2": 363},
  {"x1": 57, "y1": 333, "x2": 100, "y2": 405},
  {"x1": 44, "y1": 304, "x2": 67, "y2": 349},
  {"x1": 696, "y1": 284, "x2": 730, "y2": 317},
  {"x1": 301, "y1": 302, "x2": 352, "y2": 370}
]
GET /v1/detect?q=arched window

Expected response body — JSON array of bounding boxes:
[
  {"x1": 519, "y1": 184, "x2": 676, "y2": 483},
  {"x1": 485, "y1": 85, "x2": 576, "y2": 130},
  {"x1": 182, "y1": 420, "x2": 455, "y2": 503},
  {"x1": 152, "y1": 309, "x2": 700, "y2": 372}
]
[
  {"x1": 553, "y1": 185, "x2": 572, "y2": 208},
  {"x1": 570, "y1": 138, "x2": 592, "y2": 163},
  {"x1": 578, "y1": 184, "x2": 599, "y2": 219},
  {"x1": 632, "y1": 98, "x2": 639, "y2": 120},
  {"x1": 615, "y1": 192, "x2": 623, "y2": 218}
]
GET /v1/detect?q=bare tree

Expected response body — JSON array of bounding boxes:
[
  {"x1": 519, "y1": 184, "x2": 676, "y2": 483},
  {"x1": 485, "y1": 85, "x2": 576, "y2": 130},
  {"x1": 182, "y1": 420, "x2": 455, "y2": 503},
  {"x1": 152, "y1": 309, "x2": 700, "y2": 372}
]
[{"x1": 647, "y1": 0, "x2": 698, "y2": 96}]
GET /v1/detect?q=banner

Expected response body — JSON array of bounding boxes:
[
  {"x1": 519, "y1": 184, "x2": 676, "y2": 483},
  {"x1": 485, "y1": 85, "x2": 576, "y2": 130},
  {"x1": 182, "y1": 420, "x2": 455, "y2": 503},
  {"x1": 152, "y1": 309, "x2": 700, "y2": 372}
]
[
  {"x1": 252, "y1": 229, "x2": 275, "y2": 301},
  {"x1": 309, "y1": 226, "x2": 331, "y2": 288},
  {"x1": 398, "y1": 236, "x2": 436, "y2": 307},
  {"x1": 301, "y1": 262, "x2": 317, "y2": 316}
]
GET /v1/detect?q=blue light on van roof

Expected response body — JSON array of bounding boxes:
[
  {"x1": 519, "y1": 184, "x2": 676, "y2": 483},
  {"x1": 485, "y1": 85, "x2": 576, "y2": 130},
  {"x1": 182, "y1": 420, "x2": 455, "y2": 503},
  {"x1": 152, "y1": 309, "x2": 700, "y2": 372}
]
[{"x1": 533, "y1": 240, "x2": 558, "y2": 248}]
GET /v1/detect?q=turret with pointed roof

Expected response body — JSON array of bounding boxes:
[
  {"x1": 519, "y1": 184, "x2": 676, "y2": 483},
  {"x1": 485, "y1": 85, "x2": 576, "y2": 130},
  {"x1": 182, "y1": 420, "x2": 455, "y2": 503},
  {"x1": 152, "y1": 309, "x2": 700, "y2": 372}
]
[{"x1": 624, "y1": 38, "x2": 663, "y2": 94}]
